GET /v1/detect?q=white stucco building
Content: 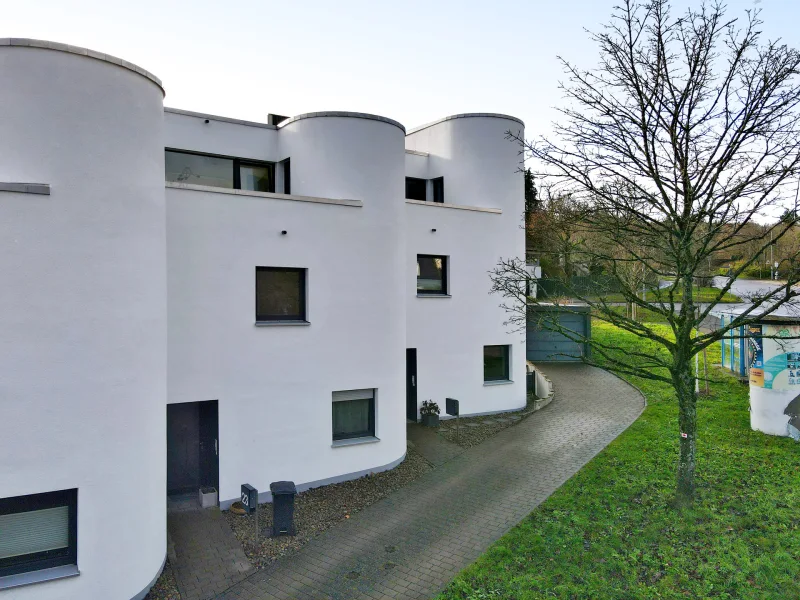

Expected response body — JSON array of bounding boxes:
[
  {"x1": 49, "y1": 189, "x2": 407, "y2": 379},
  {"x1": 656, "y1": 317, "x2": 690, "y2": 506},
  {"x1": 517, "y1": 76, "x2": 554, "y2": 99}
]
[{"x1": 0, "y1": 39, "x2": 525, "y2": 599}]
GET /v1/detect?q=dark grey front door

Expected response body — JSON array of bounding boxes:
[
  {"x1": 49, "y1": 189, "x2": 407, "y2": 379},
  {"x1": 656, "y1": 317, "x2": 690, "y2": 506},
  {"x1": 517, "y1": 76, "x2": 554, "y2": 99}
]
[
  {"x1": 167, "y1": 400, "x2": 218, "y2": 495},
  {"x1": 406, "y1": 349, "x2": 418, "y2": 421}
]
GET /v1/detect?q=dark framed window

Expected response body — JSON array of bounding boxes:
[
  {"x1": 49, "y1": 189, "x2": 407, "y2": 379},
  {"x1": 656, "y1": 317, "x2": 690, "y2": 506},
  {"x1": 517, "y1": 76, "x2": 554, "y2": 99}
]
[
  {"x1": 432, "y1": 177, "x2": 444, "y2": 203},
  {"x1": 484, "y1": 345, "x2": 511, "y2": 382},
  {"x1": 405, "y1": 177, "x2": 427, "y2": 201},
  {"x1": 256, "y1": 267, "x2": 306, "y2": 322},
  {"x1": 281, "y1": 158, "x2": 291, "y2": 194},
  {"x1": 166, "y1": 149, "x2": 275, "y2": 193},
  {"x1": 417, "y1": 255, "x2": 448, "y2": 295},
  {"x1": 332, "y1": 389, "x2": 375, "y2": 440},
  {"x1": 0, "y1": 489, "x2": 77, "y2": 578}
]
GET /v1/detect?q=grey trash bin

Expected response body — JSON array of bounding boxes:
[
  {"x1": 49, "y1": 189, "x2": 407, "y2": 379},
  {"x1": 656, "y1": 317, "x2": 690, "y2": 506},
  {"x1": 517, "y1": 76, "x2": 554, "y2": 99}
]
[{"x1": 270, "y1": 481, "x2": 297, "y2": 536}]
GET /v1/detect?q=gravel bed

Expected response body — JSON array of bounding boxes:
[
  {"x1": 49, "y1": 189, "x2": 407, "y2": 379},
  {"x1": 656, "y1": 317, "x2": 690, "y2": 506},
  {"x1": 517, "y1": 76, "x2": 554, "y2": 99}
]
[
  {"x1": 224, "y1": 448, "x2": 432, "y2": 570},
  {"x1": 436, "y1": 393, "x2": 537, "y2": 448},
  {"x1": 143, "y1": 560, "x2": 180, "y2": 600}
]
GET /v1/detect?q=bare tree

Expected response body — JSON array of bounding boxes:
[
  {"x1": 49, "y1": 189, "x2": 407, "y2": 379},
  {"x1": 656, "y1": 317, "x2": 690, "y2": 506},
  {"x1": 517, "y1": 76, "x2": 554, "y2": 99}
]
[{"x1": 494, "y1": 0, "x2": 800, "y2": 504}]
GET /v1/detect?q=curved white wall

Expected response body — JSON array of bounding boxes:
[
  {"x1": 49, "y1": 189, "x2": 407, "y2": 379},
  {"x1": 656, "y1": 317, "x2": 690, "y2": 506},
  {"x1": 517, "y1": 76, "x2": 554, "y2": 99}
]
[
  {"x1": 0, "y1": 45, "x2": 166, "y2": 599},
  {"x1": 405, "y1": 115, "x2": 526, "y2": 416},
  {"x1": 167, "y1": 114, "x2": 407, "y2": 503},
  {"x1": 750, "y1": 387, "x2": 793, "y2": 436}
]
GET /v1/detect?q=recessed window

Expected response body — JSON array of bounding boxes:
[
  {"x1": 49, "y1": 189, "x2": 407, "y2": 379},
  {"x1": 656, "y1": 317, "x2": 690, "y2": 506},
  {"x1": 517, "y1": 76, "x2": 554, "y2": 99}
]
[
  {"x1": 239, "y1": 162, "x2": 273, "y2": 192},
  {"x1": 281, "y1": 158, "x2": 291, "y2": 194},
  {"x1": 256, "y1": 267, "x2": 306, "y2": 322},
  {"x1": 166, "y1": 150, "x2": 275, "y2": 193},
  {"x1": 484, "y1": 345, "x2": 511, "y2": 382},
  {"x1": 432, "y1": 177, "x2": 444, "y2": 203},
  {"x1": 0, "y1": 489, "x2": 77, "y2": 579},
  {"x1": 417, "y1": 255, "x2": 448, "y2": 295},
  {"x1": 332, "y1": 389, "x2": 376, "y2": 441},
  {"x1": 406, "y1": 177, "x2": 427, "y2": 201}
]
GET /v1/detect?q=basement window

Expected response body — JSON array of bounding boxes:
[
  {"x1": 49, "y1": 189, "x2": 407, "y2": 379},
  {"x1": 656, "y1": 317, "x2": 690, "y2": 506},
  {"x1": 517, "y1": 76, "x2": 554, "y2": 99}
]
[
  {"x1": 332, "y1": 389, "x2": 376, "y2": 441},
  {"x1": 484, "y1": 345, "x2": 511, "y2": 382},
  {"x1": 0, "y1": 489, "x2": 78, "y2": 584}
]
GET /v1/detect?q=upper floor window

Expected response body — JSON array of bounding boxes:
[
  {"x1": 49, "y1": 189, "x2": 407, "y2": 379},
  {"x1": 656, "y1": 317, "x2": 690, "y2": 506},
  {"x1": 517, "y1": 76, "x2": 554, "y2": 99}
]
[
  {"x1": 256, "y1": 267, "x2": 307, "y2": 322},
  {"x1": 166, "y1": 149, "x2": 275, "y2": 193},
  {"x1": 417, "y1": 255, "x2": 448, "y2": 295},
  {"x1": 406, "y1": 177, "x2": 427, "y2": 201},
  {"x1": 0, "y1": 489, "x2": 78, "y2": 581},
  {"x1": 280, "y1": 158, "x2": 291, "y2": 194},
  {"x1": 432, "y1": 177, "x2": 444, "y2": 203}
]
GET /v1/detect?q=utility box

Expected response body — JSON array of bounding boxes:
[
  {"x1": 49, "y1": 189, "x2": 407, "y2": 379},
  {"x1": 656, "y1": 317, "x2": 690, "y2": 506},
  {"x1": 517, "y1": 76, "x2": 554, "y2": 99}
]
[
  {"x1": 241, "y1": 484, "x2": 258, "y2": 515},
  {"x1": 445, "y1": 398, "x2": 459, "y2": 417},
  {"x1": 270, "y1": 481, "x2": 297, "y2": 536}
]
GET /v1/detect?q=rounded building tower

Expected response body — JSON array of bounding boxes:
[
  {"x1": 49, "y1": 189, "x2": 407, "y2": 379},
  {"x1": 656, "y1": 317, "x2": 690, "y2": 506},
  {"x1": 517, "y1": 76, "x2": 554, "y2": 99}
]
[{"x1": 0, "y1": 40, "x2": 166, "y2": 598}]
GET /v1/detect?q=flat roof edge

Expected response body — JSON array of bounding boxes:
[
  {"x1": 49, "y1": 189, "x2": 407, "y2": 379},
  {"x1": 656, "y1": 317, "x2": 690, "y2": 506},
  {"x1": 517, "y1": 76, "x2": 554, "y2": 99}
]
[
  {"x1": 407, "y1": 113, "x2": 525, "y2": 135},
  {"x1": 164, "y1": 107, "x2": 277, "y2": 130},
  {"x1": 278, "y1": 111, "x2": 406, "y2": 134},
  {"x1": 0, "y1": 38, "x2": 164, "y2": 95}
]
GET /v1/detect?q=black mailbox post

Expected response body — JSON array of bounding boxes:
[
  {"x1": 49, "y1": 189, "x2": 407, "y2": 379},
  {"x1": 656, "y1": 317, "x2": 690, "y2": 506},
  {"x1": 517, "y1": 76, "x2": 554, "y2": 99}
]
[
  {"x1": 445, "y1": 398, "x2": 459, "y2": 416},
  {"x1": 446, "y1": 398, "x2": 461, "y2": 442},
  {"x1": 241, "y1": 484, "x2": 258, "y2": 515},
  {"x1": 270, "y1": 481, "x2": 297, "y2": 536}
]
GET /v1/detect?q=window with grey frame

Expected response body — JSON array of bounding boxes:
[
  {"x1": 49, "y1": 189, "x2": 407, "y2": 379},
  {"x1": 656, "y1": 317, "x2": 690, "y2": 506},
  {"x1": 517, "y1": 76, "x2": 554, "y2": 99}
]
[
  {"x1": 255, "y1": 267, "x2": 307, "y2": 322},
  {"x1": 417, "y1": 254, "x2": 448, "y2": 295},
  {"x1": 332, "y1": 389, "x2": 376, "y2": 441},
  {"x1": 165, "y1": 149, "x2": 275, "y2": 193},
  {"x1": 484, "y1": 345, "x2": 511, "y2": 382},
  {"x1": 0, "y1": 489, "x2": 78, "y2": 579}
]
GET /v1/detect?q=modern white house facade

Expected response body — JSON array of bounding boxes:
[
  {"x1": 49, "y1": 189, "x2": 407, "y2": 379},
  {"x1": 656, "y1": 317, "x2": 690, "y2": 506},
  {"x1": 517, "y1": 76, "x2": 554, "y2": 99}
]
[{"x1": 0, "y1": 40, "x2": 525, "y2": 599}]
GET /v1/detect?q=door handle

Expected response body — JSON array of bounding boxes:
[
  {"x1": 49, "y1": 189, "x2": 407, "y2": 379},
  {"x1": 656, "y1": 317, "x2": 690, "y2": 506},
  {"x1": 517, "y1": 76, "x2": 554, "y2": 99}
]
[
  {"x1": 412, "y1": 375, "x2": 415, "y2": 386},
  {"x1": 215, "y1": 439, "x2": 218, "y2": 456}
]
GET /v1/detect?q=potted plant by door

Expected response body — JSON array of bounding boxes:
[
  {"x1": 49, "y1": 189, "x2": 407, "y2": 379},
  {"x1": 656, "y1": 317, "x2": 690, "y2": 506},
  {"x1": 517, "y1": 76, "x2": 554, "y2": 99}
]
[{"x1": 420, "y1": 400, "x2": 440, "y2": 427}]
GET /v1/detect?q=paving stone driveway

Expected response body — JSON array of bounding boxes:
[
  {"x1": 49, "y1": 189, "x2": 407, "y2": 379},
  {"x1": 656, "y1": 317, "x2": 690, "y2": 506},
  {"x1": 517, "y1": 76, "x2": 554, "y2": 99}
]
[
  {"x1": 169, "y1": 507, "x2": 254, "y2": 600},
  {"x1": 216, "y1": 364, "x2": 645, "y2": 600}
]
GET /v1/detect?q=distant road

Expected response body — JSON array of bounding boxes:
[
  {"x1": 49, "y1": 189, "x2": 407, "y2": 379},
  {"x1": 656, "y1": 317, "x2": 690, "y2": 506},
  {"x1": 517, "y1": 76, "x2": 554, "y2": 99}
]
[{"x1": 711, "y1": 276, "x2": 787, "y2": 300}]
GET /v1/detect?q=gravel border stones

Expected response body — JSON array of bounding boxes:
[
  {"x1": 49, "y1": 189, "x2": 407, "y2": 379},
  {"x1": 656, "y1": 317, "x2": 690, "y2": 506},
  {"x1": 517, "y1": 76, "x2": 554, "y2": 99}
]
[
  {"x1": 223, "y1": 449, "x2": 433, "y2": 570},
  {"x1": 143, "y1": 560, "x2": 181, "y2": 600}
]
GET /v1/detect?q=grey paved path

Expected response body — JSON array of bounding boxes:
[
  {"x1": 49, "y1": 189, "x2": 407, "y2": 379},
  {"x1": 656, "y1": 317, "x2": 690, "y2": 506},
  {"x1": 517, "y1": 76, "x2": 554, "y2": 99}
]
[
  {"x1": 217, "y1": 364, "x2": 645, "y2": 600},
  {"x1": 169, "y1": 507, "x2": 254, "y2": 600},
  {"x1": 406, "y1": 422, "x2": 464, "y2": 466}
]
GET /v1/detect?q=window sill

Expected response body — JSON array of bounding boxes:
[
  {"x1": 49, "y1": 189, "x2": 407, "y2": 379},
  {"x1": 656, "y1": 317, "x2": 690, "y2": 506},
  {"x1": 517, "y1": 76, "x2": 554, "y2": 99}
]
[
  {"x1": 0, "y1": 565, "x2": 80, "y2": 591},
  {"x1": 331, "y1": 436, "x2": 380, "y2": 448},
  {"x1": 416, "y1": 294, "x2": 452, "y2": 298},
  {"x1": 254, "y1": 320, "x2": 310, "y2": 327},
  {"x1": 484, "y1": 380, "x2": 514, "y2": 386}
]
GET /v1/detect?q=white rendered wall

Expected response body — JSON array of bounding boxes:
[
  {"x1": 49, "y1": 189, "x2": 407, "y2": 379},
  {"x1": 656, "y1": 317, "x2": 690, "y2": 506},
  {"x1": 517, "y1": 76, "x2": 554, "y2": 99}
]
[
  {"x1": 166, "y1": 115, "x2": 407, "y2": 504},
  {"x1": 750, "y1": 387, "x2": 793, "y2": 436},
  {"x1": 0, "y1": 47, "x2": 166, "y2": 599},
  {"x1": 164, "y1": 110, "x2": 279, "y2": 161},
  {"x1": 405, "y1": 116, "x2": 526, "y2": 416}
]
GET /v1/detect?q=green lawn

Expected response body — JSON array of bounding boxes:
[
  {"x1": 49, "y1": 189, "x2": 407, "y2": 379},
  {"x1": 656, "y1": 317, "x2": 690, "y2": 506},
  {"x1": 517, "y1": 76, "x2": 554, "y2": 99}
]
[
  {"x1": 437, "y1": 321, "x2": 800, "y2": 600},
  {"x1": 591, "y1": 286, "x2": 741, "y2": 303}
]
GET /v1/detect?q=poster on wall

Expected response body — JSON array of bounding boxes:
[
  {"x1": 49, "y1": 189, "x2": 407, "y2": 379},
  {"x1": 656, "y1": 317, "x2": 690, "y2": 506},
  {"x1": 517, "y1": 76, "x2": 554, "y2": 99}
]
[
  {"x1": 749, "y1": 324, "x2": 800, "y2": 389},
  {"x1": 748, "y1": 324, "x2": 764, "y2": 387}
]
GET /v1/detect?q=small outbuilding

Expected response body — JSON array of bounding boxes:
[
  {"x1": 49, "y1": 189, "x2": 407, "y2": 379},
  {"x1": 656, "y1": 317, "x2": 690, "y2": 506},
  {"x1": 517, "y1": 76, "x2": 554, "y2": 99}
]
[{"x1": 715, "y1": 305, "x2": 800, "y2": 440}]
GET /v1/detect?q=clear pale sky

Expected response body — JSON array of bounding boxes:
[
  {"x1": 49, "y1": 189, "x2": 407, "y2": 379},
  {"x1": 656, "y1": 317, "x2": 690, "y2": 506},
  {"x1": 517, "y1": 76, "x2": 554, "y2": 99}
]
[{"x1": 4, "y1": 0, "x2": 797, "y2": 137}]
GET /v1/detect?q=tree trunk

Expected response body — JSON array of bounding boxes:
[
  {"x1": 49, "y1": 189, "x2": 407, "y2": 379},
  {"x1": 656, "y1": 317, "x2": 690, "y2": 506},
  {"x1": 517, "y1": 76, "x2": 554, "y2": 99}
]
[{"x1": 674, "y1": 357, "x2": 698, "y2": 504}]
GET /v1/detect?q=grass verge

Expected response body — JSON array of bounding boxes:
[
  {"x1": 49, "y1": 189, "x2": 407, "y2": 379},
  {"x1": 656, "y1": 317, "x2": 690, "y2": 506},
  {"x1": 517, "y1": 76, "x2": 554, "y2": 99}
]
[
  {"x1": 591, "y1": 286, "x2": 741, "y2": 303},
  {"x1": 437, "y1": 321, "x2": 800, "y2": 600}
]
